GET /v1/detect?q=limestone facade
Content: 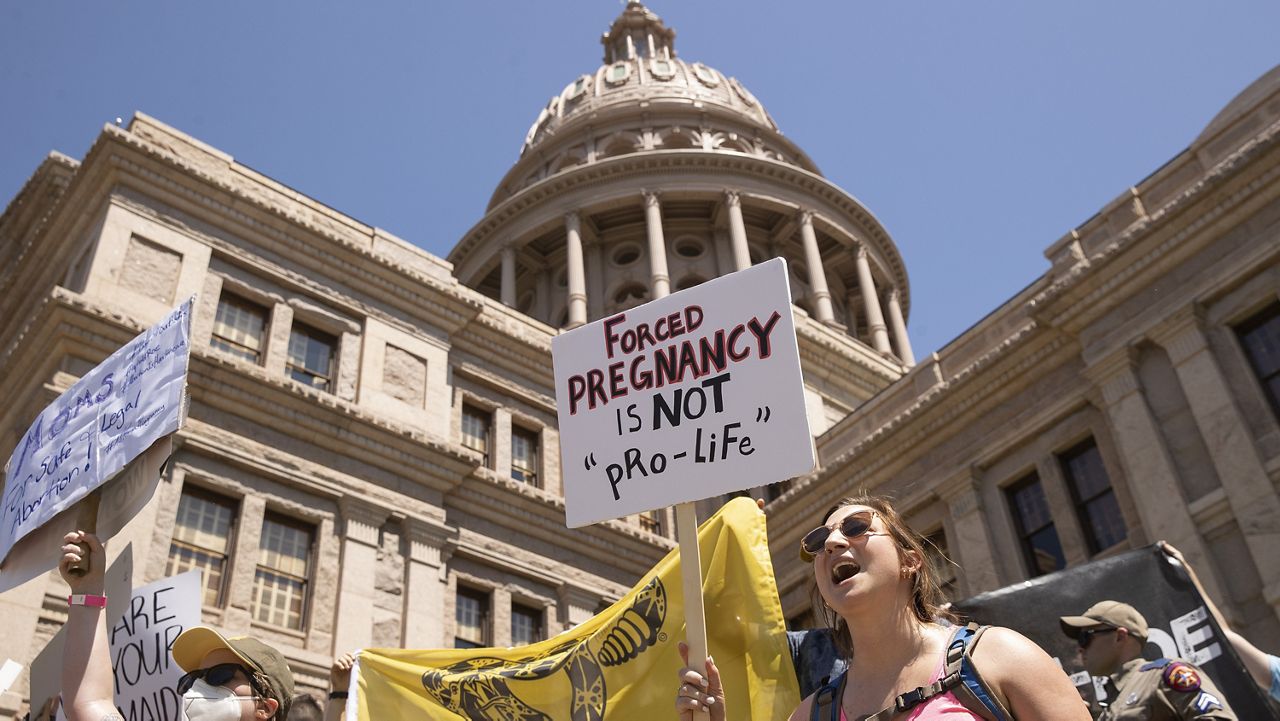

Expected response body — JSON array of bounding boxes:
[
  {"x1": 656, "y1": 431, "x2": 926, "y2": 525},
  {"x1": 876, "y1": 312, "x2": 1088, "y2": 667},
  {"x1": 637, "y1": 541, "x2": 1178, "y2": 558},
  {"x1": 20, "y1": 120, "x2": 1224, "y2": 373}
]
[{"x1": 1, "y1": 3, "x2": 1278, "y2": 716}]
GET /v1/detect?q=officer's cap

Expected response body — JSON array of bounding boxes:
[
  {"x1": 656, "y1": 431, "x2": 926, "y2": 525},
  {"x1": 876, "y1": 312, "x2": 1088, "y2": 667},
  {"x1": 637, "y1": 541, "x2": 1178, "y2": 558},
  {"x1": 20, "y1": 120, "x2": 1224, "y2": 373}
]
[{"x1": 1059, "y1": 600, "x2": 1149, "y2": 640}]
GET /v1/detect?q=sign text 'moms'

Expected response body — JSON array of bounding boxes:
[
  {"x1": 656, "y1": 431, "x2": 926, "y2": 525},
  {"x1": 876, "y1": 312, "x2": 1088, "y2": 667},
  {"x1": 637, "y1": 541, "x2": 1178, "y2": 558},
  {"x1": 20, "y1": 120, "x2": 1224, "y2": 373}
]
[
  {"x1": 553, "y1": 259, "x2": 814, "y2": 527},
  {"x1": 0, "y1": 299, "x2": 192, "y2": 564}
]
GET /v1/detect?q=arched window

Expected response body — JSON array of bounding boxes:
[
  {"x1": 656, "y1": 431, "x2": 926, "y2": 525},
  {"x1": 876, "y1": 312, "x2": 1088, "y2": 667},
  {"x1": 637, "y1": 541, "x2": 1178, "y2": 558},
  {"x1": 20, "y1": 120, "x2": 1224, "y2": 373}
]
[
  {"x1": 612, "y1": 282, "x2": 649, "y2": 311},
  {"x1": 597, "y1": 132, "x2": 640, "y2": 160},
  {"x1": 656, "y1": 128, "x2": 697, "y2": 150}
]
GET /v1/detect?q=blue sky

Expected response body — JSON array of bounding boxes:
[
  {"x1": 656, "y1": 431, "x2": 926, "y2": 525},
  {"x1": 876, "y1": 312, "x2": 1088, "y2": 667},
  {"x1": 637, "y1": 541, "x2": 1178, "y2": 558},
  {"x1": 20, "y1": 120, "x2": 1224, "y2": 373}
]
[{"x1": 2, "y1": 2, "x2": 1277, "y2": 358}]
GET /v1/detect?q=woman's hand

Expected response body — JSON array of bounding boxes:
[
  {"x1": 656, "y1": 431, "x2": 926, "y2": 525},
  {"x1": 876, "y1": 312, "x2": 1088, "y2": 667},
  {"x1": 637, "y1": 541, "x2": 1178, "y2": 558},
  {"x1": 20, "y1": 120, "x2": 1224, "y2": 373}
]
[
  {"x1": 674, "y1": 641, "x2": 725, "y2": 721},
  {"x1": 59, "y1": 531, "x2": 105, "y2": 594},
  {"x1": 330, "y1": 652, "x2": 355, "y2": 694}
]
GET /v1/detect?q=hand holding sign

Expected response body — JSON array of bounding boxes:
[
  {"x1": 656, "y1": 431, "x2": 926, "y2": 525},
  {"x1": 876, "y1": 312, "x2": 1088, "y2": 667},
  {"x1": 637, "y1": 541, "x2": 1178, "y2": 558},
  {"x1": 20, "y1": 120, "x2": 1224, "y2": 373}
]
[{"x1": 59, "y1": 530, "x2": 106, "y2": 594}]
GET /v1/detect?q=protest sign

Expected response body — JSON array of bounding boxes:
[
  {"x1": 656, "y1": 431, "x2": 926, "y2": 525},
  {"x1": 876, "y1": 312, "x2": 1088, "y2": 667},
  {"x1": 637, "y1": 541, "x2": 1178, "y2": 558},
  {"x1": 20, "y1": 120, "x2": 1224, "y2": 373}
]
[
  {"x1": 951, "y1": 545, "x2": 1275, "y2": 718},
  {"x1": 0, "y1": 298, "x2": 192, "y2": 565},
  {"x1": 108, "y1": 570, "x2": 201, "y2": 720},
  {"x1": 0, "y1": 438, "x2": 171, "y2": 593},
  {"x1": 0, "y1": 658, "x2": 21, "y2": 695},
  {"x1": 552, "y1": 259, "x2": 815, "y2": 528}
]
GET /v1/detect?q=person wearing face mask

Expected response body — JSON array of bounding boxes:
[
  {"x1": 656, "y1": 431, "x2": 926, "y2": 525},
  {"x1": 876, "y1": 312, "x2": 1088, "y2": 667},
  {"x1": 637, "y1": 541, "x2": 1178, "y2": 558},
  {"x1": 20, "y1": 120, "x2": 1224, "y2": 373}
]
[
  {"x1": 171, "y1": 626, "x2": 294, "y2": 721},
  {"x1": 58, "y1": 530, "x2": 294, "y2": 721},
  {"x1": 674, "y1": 495, "x2": 1092, "y2": 721}
]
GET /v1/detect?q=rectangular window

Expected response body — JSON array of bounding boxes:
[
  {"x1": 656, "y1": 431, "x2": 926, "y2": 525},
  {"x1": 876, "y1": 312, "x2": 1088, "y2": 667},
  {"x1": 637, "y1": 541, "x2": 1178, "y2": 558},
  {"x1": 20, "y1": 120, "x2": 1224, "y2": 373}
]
[
  {"x1": 455, "y1": 587, "x2": 491, "y2": 649},
  {"x1": 924, "y1": 529, "x2": 957, "y2": 598},
  {"x1": 252, "y1": 513, "x2": 313, "y2": 631},
  {"x1": 1060, "y1": 438, "x2": 1126, "y2": 554},
  {"x1": 511, "y1": 426, "x2": 540, "y2": 486},
  {"x1": 461, "y1": 405, "x2": 491, "y2": 466},
  {"x1": 166, "y1": 488, "x2": 237, "y2": 607},
  {"x1": 1236, "y1": 302, "x2": 1280, "y2": 420},
  {"x1": 287, "y1": 323, "x2": 336, "y2": 391},
  {"x1": 1006, "y1": 473, "x2": 1065, "y2": 577},
  {"x1": 511, "y1": 603, "x2": 544, "y2": 646},
  {"x1": 211, "y1": 293, "x2": 268, "y2": 364},
  {"x1": 639, "y1": 510, "x2": 662, "y2": 535}
]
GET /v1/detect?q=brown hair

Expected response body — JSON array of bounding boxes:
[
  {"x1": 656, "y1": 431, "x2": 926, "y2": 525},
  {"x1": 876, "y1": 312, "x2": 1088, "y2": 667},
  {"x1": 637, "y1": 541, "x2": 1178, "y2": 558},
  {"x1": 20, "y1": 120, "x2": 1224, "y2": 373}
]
[{"x1": 809, "y1": 494, "x2": 957, "y2": 659}]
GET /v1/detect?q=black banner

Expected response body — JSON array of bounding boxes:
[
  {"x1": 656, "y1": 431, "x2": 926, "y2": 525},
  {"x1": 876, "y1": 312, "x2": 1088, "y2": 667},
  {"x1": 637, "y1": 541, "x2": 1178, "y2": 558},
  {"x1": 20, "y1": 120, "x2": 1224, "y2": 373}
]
[{"x1": 952, "y1": 545, "x2": 1276, "y2": 719}]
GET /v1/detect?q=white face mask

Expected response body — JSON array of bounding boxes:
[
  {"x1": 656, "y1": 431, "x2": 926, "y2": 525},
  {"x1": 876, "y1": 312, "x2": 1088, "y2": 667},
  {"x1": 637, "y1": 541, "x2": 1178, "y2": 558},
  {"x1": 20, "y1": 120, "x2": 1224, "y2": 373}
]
[{"x1": 181, "y1": 678, "x2": 256, "y2": 721}]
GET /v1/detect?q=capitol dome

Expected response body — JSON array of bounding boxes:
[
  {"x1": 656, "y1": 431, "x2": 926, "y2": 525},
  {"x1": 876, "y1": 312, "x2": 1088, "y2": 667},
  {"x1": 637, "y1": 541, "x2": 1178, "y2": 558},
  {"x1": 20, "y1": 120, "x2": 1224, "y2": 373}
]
[
  {"x1": 451, "y1": 2, "x2": 917, "y2": 412},
  {"x1": 520, "y1": 2, "x2": 784, "y2": 158}
]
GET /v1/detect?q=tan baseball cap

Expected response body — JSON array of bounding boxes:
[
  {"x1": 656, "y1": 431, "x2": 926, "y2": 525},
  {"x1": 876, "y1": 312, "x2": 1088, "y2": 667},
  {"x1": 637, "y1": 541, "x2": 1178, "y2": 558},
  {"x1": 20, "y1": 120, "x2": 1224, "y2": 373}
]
[
  {"x1": 172, "y1": 626, "x2": 295, "y2": 717},
  {"x1": 1059, "y1": 600, "x2": 1148, "y2": 640}
]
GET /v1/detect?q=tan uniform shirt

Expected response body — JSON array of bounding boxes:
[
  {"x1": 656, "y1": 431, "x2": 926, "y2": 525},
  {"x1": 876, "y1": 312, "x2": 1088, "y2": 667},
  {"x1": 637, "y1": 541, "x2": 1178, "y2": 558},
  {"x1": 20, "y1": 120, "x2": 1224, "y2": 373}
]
[{"x1": 1099, "y1": 657, "x2": 1236, "y2": 721}]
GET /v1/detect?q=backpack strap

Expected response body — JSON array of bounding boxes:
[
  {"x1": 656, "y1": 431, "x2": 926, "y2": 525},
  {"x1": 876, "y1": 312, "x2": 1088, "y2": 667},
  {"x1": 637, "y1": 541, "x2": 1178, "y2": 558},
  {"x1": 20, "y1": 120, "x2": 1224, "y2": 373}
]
[
  {"x1": 811, "y1": 671, "x2": 848, "y2": 721},
  {"x1": 947, "y1": 623, "x2": 1014, "y2": 721}
]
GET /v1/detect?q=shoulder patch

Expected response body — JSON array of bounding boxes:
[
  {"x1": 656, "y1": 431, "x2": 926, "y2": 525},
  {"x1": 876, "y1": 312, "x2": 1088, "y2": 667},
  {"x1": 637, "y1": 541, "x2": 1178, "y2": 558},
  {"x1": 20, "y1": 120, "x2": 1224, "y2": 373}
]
[
  {"x1": 1193, "y1": 691, "x2": 1223, "y2": 712},
  {"x1": 1140, "y1": 658, "x2": 1171, "y2": 672},
  {"x1": 1162, "y1": 662, "x2": 1201, "y2": 693}
]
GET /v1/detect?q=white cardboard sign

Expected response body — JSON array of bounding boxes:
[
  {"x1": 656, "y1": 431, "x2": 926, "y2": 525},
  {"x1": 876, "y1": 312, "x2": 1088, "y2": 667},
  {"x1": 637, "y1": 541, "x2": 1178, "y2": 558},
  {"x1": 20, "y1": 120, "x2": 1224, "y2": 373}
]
[
  {"x1": 552, "y1": 259, "x2": 815, "y2": 527},
  {"x1": 108, "y1": 570, "x2": 202, "y2": 720},
  {"x1": 0, "y1": 298, "x2": 192, "y2": 564}
]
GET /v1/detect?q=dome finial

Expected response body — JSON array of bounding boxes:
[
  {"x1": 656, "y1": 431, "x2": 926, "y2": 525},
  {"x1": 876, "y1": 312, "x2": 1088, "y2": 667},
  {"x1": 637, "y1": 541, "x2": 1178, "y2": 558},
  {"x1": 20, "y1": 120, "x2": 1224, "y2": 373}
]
[{"x1": 601, "y1": 2, "x2": 676, "y2": 64}]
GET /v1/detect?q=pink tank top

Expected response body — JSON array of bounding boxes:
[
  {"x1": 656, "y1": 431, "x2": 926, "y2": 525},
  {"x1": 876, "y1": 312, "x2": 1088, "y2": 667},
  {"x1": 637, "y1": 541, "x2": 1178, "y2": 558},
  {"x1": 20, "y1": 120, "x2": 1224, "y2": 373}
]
[{"x1": 839, "y1": 649, "x2": 984, "y2": 720}]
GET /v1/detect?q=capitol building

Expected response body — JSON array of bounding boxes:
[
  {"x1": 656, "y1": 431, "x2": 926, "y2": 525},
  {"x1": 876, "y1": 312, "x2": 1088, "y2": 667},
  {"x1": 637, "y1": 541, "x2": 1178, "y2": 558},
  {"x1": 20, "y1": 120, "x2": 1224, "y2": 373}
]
[{"x1": 2, "y1": 2, "x2": 1278, "y2": 710}]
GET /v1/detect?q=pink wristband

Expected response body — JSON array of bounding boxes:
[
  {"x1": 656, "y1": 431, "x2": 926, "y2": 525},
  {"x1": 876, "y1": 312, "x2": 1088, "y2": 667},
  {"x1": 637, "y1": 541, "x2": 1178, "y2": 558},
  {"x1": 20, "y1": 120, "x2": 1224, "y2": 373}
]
[{"x1": 68, "y1": 594, "x2": 108, "y2": 607}]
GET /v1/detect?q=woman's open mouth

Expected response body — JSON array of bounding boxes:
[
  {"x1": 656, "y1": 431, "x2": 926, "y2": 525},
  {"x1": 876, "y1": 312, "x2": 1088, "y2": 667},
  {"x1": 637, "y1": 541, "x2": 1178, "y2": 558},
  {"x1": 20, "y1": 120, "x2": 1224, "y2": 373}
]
[{"x1": 831, "y1": 560, "x2": 860, "y2": 585}]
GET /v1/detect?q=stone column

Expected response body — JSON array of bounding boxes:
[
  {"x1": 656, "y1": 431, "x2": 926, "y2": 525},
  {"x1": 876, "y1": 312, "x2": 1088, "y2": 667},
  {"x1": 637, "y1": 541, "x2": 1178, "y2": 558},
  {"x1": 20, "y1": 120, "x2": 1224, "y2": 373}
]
[
  {"x1": 1154, "y1": 310, "x2": 1280, "y2": 619},
  {"x1": 854, "y1": 243, "x2": 892, "y2": 354},
  {"x1": 336, "y1": 331, "x2": 360, "y2": 401},
  {"x1": 564, "y1": 212, "x2": 587, "y2": 327},
  {"x1": 333, "y1": 499, "x2": 388, "y2": 654},
  {"x1": 224, "y1": 495, "x2": 267, "y2": 628},
  {"x1": 798, "y1": 210, "x2": 835, "y2": 324},
  {"x1": 938, "y1": 471, "x2": 1001, "y2": 596},
  {"x1": 724, "y1": 191, "x2": 751, "y2": 272},
  {"x1": 585, "y1": 239, "x2": 605, "y2": 321},
  {"x1": 642, "y1": 191, "x2": 671, "y2": 299},
  {"x1": 536, "y1": 268, "x2": 551, "y2": 323},
  {"x1": 846, "y1": 290, "x2": 863, "y2": 341},
  {"x1": 192, "y1": 273, "x2": 224, "y2": 348},
  {"x1": 1034, "y1": 455, "x2": 1090, "y2": 567},
  {"x1": 492, "y1": 586, "x2": 513, "y2": 647},
  {"x1": 403, "y1": 518, "x2": 454, "y2": 648},
  {"x1": 500, "y1": 247, "x2": 517, "y2": 307},
  {"x1": 1083, "y1": 349, "x2": 1231, "y2": 605},
  {"x1": 264, "y1": 302, "x2": 294, "y2": 376},
  {"x1": 886, "y1": 289, "x2": 916, "y2": 366},
  {"x1": 558, "y1": 585, "x2": 602, "y2": 632},
  {"x1": 494, "y1": 408, "x2": 513, "y2": 481}
]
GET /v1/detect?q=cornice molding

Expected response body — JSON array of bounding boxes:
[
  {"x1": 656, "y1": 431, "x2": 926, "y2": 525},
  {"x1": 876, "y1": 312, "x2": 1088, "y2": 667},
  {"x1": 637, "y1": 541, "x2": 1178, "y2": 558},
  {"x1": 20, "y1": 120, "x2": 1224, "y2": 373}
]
[{"x1": 1029, "y1": 115, "x2": 1280, "y2": 329}]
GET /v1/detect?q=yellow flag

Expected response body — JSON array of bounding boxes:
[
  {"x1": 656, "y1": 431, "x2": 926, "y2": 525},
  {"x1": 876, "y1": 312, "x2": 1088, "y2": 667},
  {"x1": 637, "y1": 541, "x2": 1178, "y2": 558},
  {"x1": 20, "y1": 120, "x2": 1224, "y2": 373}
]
[{"x1": 351, "y1": 497, "x2": 800, "y2": 720}]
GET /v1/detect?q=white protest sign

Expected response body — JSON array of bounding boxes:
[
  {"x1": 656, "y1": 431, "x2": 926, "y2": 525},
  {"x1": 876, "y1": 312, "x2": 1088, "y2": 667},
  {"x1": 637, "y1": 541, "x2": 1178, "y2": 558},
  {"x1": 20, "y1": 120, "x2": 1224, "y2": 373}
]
[
  {"x1": 0, "y1": 658, "x2": 21, "y2": 695},
  {"x1": 552, "y1": 258, "x2": 815, "y2": 527},
  {"x1": 0, "y1": 298, "x2": 192, "y2": 564},
  {"x1": 108, "y1": 570, "x2": 202, "y2": 720}
]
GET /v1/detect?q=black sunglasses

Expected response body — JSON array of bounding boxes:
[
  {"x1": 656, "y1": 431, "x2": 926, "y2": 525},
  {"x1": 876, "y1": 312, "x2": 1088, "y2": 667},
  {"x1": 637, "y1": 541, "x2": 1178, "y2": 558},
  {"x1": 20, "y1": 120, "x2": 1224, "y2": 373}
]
[
  {"x1": 176, "y1": 663, "x2": 266, "y2": 697},
  {"x1": 800, "y1": 511, "x2": 881, "y2": 561},
  {"x1": 1076, "y1": 626, "x2": 1117, "y2": 649}
]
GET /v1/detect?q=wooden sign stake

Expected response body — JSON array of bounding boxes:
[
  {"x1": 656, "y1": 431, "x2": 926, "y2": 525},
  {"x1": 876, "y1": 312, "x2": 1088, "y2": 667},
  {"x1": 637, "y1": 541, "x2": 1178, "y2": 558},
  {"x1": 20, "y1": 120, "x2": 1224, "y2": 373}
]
[{"x1": 675, "y1": 500, "x2": 709, "y2": 715}]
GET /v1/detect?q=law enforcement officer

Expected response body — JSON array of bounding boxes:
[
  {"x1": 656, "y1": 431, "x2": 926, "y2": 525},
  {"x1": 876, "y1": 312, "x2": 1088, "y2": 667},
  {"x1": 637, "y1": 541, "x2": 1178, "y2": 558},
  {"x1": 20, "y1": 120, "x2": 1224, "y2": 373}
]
[{"x1": 1060, "y1": 600, "x2": 1236, "y2": 720}]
